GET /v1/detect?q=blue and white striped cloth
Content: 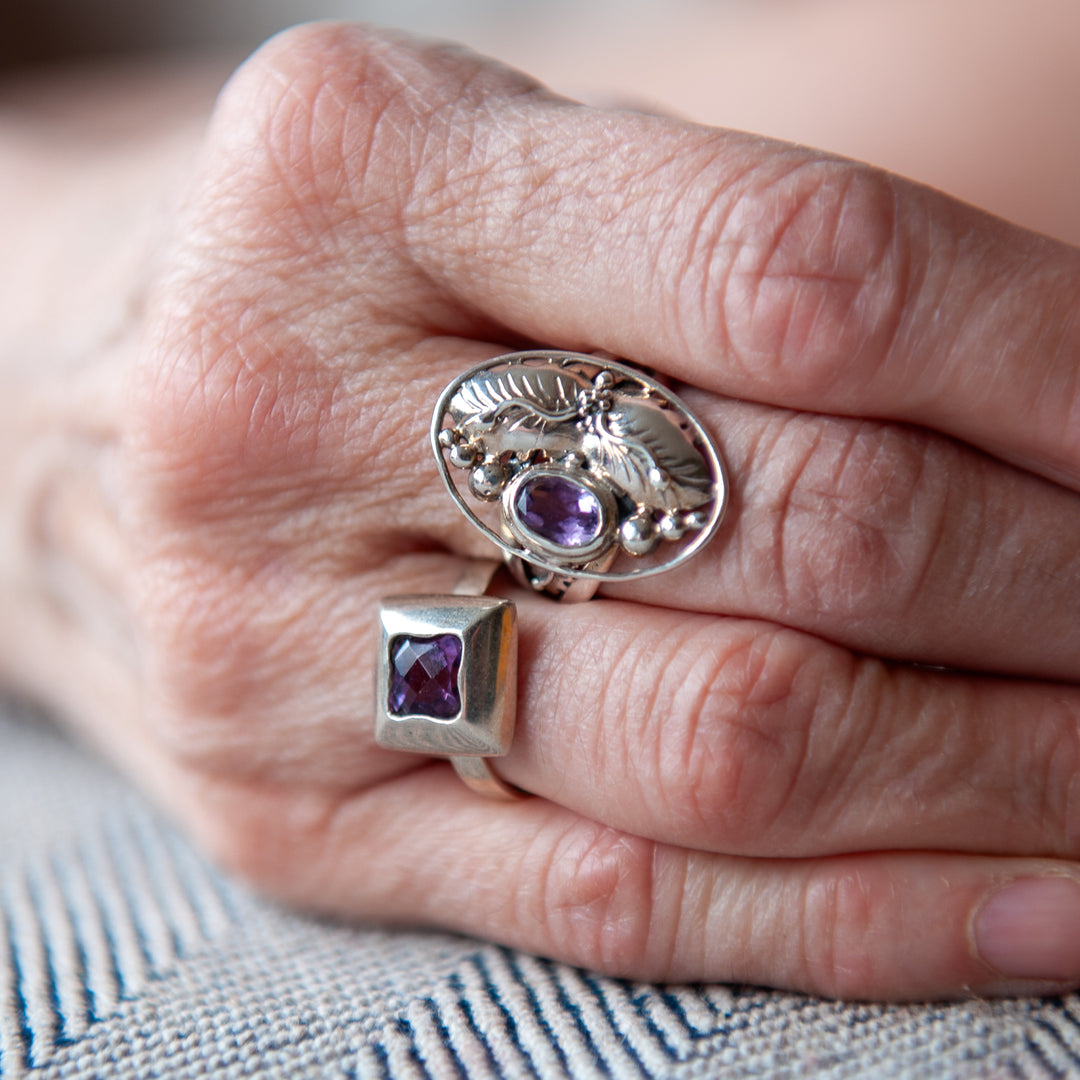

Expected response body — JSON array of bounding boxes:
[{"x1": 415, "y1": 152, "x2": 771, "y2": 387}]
[{"x1": 0, "y1": 700, "x2": 1077, "y2": 1078}]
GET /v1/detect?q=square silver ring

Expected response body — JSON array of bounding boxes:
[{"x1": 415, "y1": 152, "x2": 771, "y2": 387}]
[{"x1": 375, "y1": 594, "x2": 517, "y2": 757}]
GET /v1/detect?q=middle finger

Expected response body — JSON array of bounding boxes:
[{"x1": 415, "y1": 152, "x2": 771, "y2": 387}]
[{"x1": 335, "y1": 342, "x2": 1080, "y2": 682}]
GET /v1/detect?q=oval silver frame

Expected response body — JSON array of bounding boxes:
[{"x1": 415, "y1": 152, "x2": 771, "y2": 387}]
[{"x1": 431, "y1": 350, "x2": 729, "y2": 583}]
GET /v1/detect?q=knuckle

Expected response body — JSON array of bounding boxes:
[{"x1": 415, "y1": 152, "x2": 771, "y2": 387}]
[
  {"x1": 131, "y1": 322, "x2": 332, "y2": 524},
  {"x1": 534, "y1": 823, "x2": 660, "y2": 976},
  {"x1": 798, "y1": 863, "x2": 884, "y2": 999},
  {"x1": 132, "y1": 28, "x2": 530, "y2": 510},
  {"x1": 695, "y1": 157, "x2": 904, "y2": 390},
  {"x1": 191, "y1": 791, "x2": 283, "y2": 892},
  {"x1": 220, "y1": 22, "x2": 542, "y2": 244},
  {"x1": 655, "y1": 626, "x2": 828, "y2": 849},
  {"x1": 760, "y1": 415, "x2": 947, "y2": 620},
  {"x1": 1021, "y1": 700, "x2": 1080, "y2": 856},
  {"x1": 211, "y1": 23, "x2": 386, "y2": 222}
]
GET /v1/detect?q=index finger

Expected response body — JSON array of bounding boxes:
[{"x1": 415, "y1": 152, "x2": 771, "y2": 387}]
[{"x1": 221, "y1": 23, "x2": 1080, "y2": 488}]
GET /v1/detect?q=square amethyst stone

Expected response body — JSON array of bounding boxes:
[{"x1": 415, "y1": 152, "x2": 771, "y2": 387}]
[{"x1": 387, "y1": 633, "x2": 462, "y2": 719}]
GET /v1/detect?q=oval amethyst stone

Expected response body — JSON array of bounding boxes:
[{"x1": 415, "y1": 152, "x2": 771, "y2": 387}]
[{"x1": 514, "y1": 475, "x2": 602, "y2": 548}]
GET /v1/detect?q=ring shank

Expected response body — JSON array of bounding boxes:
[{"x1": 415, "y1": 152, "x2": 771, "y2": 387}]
[
  {"x1": 450, "y1": 755, "x2": 525, "y2": 801},
  {"x1": 449, "y1": 560, "x2": 528, "y2": 800},
  {"x1": 505, "y1": 555, "x2": 601, "y2": 602}
]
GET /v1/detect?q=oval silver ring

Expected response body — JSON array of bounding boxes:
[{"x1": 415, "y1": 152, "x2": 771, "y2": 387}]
[{"x1": 431, "y1": 350, "x2": 728, "y2": 583}]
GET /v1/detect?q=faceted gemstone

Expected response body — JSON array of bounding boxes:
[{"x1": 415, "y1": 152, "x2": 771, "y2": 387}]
[
  {"x1": 388, "y1": 634, "x2": 462, "y2": 719},
  {"x1": 514, "y1": 475, "x2": 602, "y2": 548}
]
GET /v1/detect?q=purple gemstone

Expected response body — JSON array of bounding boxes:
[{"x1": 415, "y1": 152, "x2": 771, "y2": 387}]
[
  {"x1": 388, "y1": 634, "x2": 462, "y2": 719},
  {"x1": 515, "y1": 474, "x2": 602, "y2": 548}
]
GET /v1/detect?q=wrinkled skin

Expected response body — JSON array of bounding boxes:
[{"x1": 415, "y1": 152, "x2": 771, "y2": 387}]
[{"x1": 3, "y1": 24, "x2": 1080, "y2": 1001}]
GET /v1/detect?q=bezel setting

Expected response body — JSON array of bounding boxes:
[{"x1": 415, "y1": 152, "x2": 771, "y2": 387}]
[
  {"x1": 501, "y1": 464, "x2": 617, "y2": 565},
  {"x1": 375, "y1": 595, "x2": 517, "y2": 757}
]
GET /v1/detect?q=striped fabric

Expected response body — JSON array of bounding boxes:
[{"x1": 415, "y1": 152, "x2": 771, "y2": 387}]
[{"x1": 1, "y1": 700, "x2": 1078, "y2": 1079}]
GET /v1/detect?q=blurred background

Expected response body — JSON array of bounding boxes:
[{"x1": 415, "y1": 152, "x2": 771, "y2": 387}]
[
  {"x1": 0, "y1": 0, "x2": 553, "y2": 63},
  {"x1": 1, "y1": 0, "x2": 1079, "y2": 243}
]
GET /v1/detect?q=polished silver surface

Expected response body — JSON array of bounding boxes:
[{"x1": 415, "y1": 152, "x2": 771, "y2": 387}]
[
  {"x1": 432, "y1": 351, "x2": 728, "y2": 586},
  {"x1": 451, "y1": 559, "x2": 501, "y2": 598},
  {"x1": 449, "y1": 561, "x2": 526, "y2": 798}
]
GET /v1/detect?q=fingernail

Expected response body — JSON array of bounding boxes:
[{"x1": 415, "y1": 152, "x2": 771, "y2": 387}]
[{"x1": 975, "y1": 877, "x2": 1080, "y2": 981}]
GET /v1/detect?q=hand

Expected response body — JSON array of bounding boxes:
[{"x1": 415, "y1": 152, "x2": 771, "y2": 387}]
[{"x1": 8, "y1": 24, "x2": 1080, "y2": 1001}]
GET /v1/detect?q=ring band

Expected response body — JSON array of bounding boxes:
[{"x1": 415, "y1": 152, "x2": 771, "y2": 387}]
[
  {"x1": 447, "y1": 561, "x2": 525, "y2": 800},
  {"x1": 375, "y1": 350, "x2": 728, "y2": 799},
  {"x1": 451, "y1": 755, "x2": 523, "y2": 801}
]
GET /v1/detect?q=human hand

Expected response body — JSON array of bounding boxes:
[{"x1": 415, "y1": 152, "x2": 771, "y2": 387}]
[{"x1": 10, "y1": 24, "x2": 1080, "y2": 1001}]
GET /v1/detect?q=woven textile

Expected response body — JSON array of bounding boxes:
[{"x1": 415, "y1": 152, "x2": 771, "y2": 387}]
[{"x1": 1, "y1": 701, "x2": 1078, "y2": 1079}]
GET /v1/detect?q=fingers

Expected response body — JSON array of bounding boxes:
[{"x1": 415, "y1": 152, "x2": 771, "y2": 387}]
[
  {"x1": 202, "y1": 22, "x2": 1080, "y2": 488},
  {"x1": 134, "y1": 323, "x2": 1080, "y2": 686},
  {"x1": 501, "y1": 596, "x2": 1080, "y2": 861},
  {"x1": 113, "y1": 26, "x2": 1080, "y2": 1003},
  {"x1": 125, "y1": 21, "x2": 1080, "y2": 871},
  {"x1": 614, "y1": 393, "x2": 1080, "y2": 681},
  {"x1": 131, "y1": 22, "x2": 1080, "y2": 691},
  {"x1": 175, "y1": 765, "x2": 1080, "y2": 1001},
  {"x1": 386, "y1": 39, "x2": 1080, "y2": 489},
  {"x1": 82, "y1": 621, "x2": 1080, "y2": 1005},
  {"x1": 134, "y1": 515, "x2": 1080, "y2": 865}
]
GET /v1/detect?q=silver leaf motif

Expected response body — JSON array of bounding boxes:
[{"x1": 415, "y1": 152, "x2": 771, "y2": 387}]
[
  {"x1": 449, "y1": 367, "x2": 584, "y2": 436},
  {"x1": 584, "y1": 399, "x2": 713, "y2": 513}
]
